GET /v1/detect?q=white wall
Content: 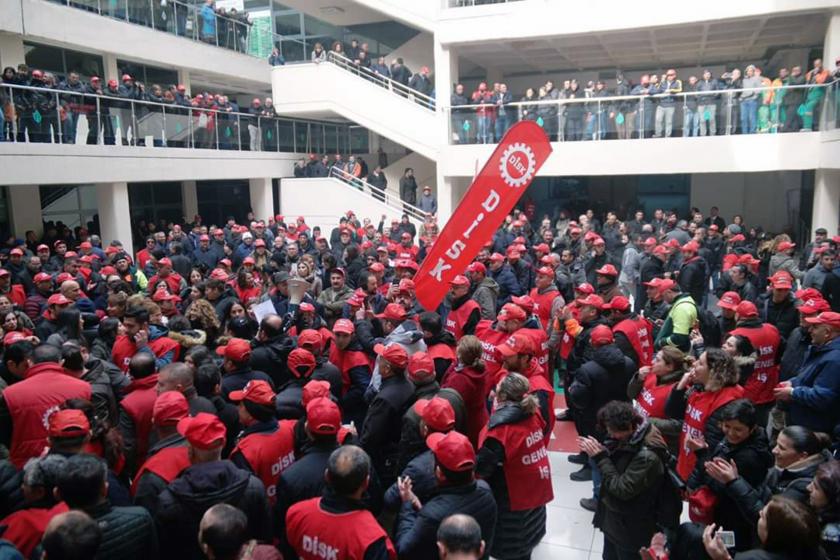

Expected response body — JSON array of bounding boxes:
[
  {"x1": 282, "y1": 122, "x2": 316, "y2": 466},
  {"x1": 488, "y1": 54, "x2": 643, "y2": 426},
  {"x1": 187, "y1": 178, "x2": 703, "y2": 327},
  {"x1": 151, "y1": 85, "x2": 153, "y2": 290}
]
[
  {"x1": 352, "y1": 0, "x2": 436, "y2": 31},
  {"x1": 385, "y1": 152, "x2": 437, "y2": 195},
  {"x1": 387, "y1": 32, "x2": 434, "y2": 75}
]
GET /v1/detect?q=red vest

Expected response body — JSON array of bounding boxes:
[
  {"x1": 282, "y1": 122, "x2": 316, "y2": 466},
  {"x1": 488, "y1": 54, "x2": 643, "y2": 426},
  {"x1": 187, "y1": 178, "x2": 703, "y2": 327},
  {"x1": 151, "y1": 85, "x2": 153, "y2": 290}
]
[
  {"x1": 474, "y1": 321, "x2": 509, "y2": 382},
  {"x1": 3, "y1": 364, "x2": 92, "y2": 468},
  {"x1": 529, "y1": 287, "x2": 560, "y2": 329},
  {"x1": 634, "y1": 374, "x2": 675, "y2": 420},
  {"x1": 286, "y1": 497, "x2": 396, "y2": 560},
  {"x1": 482, "y1": 412, "x2": 553, "y2": 511},
  {"x1": 0, "y1": 502, "x2": 69, "y2": 558},
  {"x1": 5, "y1": 285, "x2": 26, "y2": 308},
  {"x1": 147, "y1": 272, "x2": 183, "y2": 294},
  {"x1": 613, "y1": 316, "x2": 655, "y2": 367},
  {"x1": 526, "y1": 362, "x2": 556, "y2": 436},
  {"x1": 677, "y1": 385, "x2": 744, "y2": 480},
  {"x1": 519, "y1": 328, "x2": 550, "y2": 377},
  {"x1": 427, "y1": 342, "x2": 455, "y2": 368},
  {"x1": 131, "y1": 445, "x2": 191, "y2": 495},
  {"x1": 120, "y1": 374, "x2": 159, "y2": 465},
  {"x1": 328, "y1": 346, "x2": 373, "y2": 396},
  {"x1": 445, "y1": 300, "x2": 480, "y2": 340},
  {"x1": 234, "y1": 284, "x2": 262, "y2": 304},
  {"x1": 731, "y1": 324, "x2": 781, "y2": 405},
  {"x1": 112, "y1": 334, "x2": 181, "y2": 372},
  {"x1": 231, "y1": 420, "x2": 296, "y2": 505}
]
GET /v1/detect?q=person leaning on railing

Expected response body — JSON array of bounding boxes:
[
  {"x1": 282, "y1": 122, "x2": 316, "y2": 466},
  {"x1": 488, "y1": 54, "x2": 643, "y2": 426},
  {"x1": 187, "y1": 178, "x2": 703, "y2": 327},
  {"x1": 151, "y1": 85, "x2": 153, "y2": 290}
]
[{"x1": 311, "y1": 43, "x2": 326, "y2": 64}]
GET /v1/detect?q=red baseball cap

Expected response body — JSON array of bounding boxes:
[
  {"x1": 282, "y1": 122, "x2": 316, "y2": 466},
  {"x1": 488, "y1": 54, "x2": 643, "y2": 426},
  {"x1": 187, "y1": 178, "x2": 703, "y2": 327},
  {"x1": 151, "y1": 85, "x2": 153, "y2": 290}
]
[
  {"x1": 776, "y1": 241, "x2": 796, "y2": 252},
  {"x1": 79, "y1": 242, "x2": 92, "y2": 250},
  {"x1": 575, "y1": 283, "x2": 595, "y2": 295},
  {"x1": 375, "y1": 303, "x2": 407, "y2": 322},
  {"x1": 497, "y1": 303, "x2": 526, "y2": 322},
  {"x1": 449, "y1": 275, "x2": 470, "y2": 287},
  {"x1": 37, "y1": 244, "x2": 49, "y2": 252},
  {"x1": 395, "y1": 260, "x2": 418, "y2": 271},
  {"x1": 55, "y1": 273, "x2": 73, "y2": 284},
  {"x1": 488, "y1": 253, "x2": 505, "y2": 263},
  {"x1": 333, "y1": 318, "x2": 355, "y2": 334},
  {"x1": 652, "y1": 245, "x2": 670, "y2": 258},
  {"x1": 374, "y1": 343, "x2": 409, "y2": 369},
  {"x1": 578, "y1": 294, "x2": 605, "y2": 310},
  {"x1": 536, "y1": 266, "x2": 554, "y2": 277},
  {"x1": 643, "y1": 238, "x2": 658, "y2": 247},
  {"x1": 219, "y1": 259, "x2": 232, "y2": 268},
  {"x1": 511, "y1": 295, "x2": 535, "y2": 314},
  {"x1": 681, "y1": 241, "x2": 700, "y2": 253},
  {"x1": 595, "y1": 264, "x2": 618, "y2": 277},
  {"x1": 798, "y1": 297, "x2": 830, "y2": 316},
  {"x1": 796, "y1": 288, "x2": 823, "y2": 301},
  {"x1": 654, "y1": 279, "x2": 677, "y2": 293},
  {"x1": 152, "y1": 391, "x2": 189, "y2": 427},
  {"x1": 771, "y1": 274, "x2": 793, "y2": 290},
  {"x1": 604, "y1": 296, "x2": 630, "y2": 311},
  {"x1": 47, "y1": 294, "x2": 71, "y2": 306},
  {"x1": 48, "y1": 409, "x2": 90, "y2": 439},
  {"x1": 34, "y1": 272, "x2": 52, "y2": 283},
  {"x1": 229, "y1": 379, "x2": 276, "y2": 406},
  {"x1": 3, "y1": 331, "x2": 27, "y2": 346},
  {"x1": 539, "y1": 255, "x2": 554, "y2": 266},
  {"x1": 369, "y1": 262, "x2": 385, "y2": 273},
  {"x1": 729, "y1": 234, "x2": 746, "y2": 243},
  {"x1": 9, "y1": 248, "x2": 23, "y2": 257},
  {"x1": 426, "y1": 431, "x2": 475, "y2": 472},
  {"x1": 414, "y1": 397, "x2": 456, "y2": 432},
  {"x1": 0, "y1": 269, "x2": 11, "y2": 278},
  {"x1": 158, "y1": 257, "x2": 172, "y2": 267},
  {"x1": 288, "y1": 348, "x2": 317, "y2": 378},
  {"x1": 717, "y1": 291, "x2": 742, "y2": 311},
  {"x1": 243, "y1": 257, "x2": 255, "y2": 266},
  {"x1": 407, "y1": 352, "x2": 435, "y2": 382},
  {"x1": 215, "y1": 338, "x2": 252, "y2": 362},
  {"x1": 592, "y1": 236, "x2": 605, "y2": 246},
  {"x1": 399, "y1": 279, "x2": 416, "y2": 293},
  {"x1": 497, "y1": 332, "x2": 535, "y2": 357},
  {"x1": 177, "y1": 413, "x2": 226, "y2": 450},
  {"x1": 466, "y1": 262, "x2": 486, "y2": 274},
  {"x1": 306, "y1": 397, "x2": 341, "y2": 435},
  {"x1": 535, "y1": 243, "x2": 549, "y2": 253},
  {"x1": 302, "y1": 380, "x2": 332, "y2": 406},
  {"x1": 735, "y1": 301, "x2": 759, "y2": 318},
  {"x1": 199, "y1": 234, "x2": 210, "y2": 242},
  {"x1": 254, "y1": 239, "x2": 266, "y2": 248},
  {"x1": 805, "y1": 312, "x2": 840, "y2": 329},
  {"x1": 297, "y1": 329, "x2": 323, "y2": 351},
  {"x1": 590, "y1": 324, "x2": 614, "y2": 346}
]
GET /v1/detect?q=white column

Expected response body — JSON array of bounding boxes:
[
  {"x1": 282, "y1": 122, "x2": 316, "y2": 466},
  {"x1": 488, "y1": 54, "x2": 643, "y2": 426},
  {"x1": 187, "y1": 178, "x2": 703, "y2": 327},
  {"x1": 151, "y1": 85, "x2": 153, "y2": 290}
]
[
  {"x1": 104, "y1": 53, "x2": 119, "y2": 82},
  {"x1": 249, "y1": 177, "x2": 274, "y2": 222},
  {"x1": 177, "y1": 69, "x2": 192, "y2": 96},
  {"x1": 434, "y1": 39, "x2": 458, "y2": 226},
  {"x1": 824, "y1": 11, "x2": 840, "y2": 65},
  {"x1": 181, "y1": 181, "x2": 199, "y2": 222},
  {"x1": 813, "y1": 169, "x2": 840, "y2": 237},
  {"x1": 7, "y1": 185, "x2": 43, "y2": 238},
  {"x1": 0, "y1": 34, "x2": 25, "y2": 69},
  {"x1": 96, "y1": 182, "x2": 134, "y2": 250}
]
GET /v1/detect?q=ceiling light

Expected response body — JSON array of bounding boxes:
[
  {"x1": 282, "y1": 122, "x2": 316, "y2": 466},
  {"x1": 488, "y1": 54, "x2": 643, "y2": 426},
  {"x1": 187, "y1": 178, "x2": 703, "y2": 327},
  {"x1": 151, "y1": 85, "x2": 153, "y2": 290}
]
[{"x1": 320, "y1": 6, "x2": 345, "y2": 14}]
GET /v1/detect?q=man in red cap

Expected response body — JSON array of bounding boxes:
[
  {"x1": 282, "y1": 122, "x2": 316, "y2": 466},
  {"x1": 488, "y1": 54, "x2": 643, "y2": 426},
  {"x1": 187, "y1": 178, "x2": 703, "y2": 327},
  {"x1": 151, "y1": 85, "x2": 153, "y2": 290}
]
[
  {"x1": 496, "y1": 332, "x2": 556, "y2": 436},
  {"x1": 677, "y1": 240, "x2": 707, "y2": 305},
  {"x1": 296, "y1": 328, "x2": 342, "y2": 398},
  {"x1": 156, "y1": 413, "x2": 271, "y2": 559},
  {"x1": 216, "y1": 337, "x2": 273, "y2": 400},
  {"x1": 24, "y1": 271, "x2": 54, "y2": 321},
  {"x1": 275, "y1": 348, "x2": 318, "y2": 419},
  {"x1": 637, "y1": 244, "x2": 668, "y2": 312},
  {"x1": 394, "y1": 431, "x2": 496, "y2": 560},
  {"x1": 594, "y1": 263, "x2": 621, "y2": 302},
  {"x1": 147, "y1": 257, "x2": 186, "y2": 296},
  {"x1": 466, "y1": 261, "x2": 499, "y2": 320},
  {"x1": 361, "y1": 343, "x2": 415, "y2": 488},
  {"x1": 730, "y1": 300, "x2": 782, "y2": 425},
  {"x1": 0, "y1": 269, "x2": 25, "y2": 308},
  {"x1": 774, "y1": 312, "x2": 840, "y2": 433},
  {"x1": 286, "y1": 445, "x2": 396, "y2": 560},
  {"x1": 474, "y1": 303, "x2": 528, "y2": 381},
  {"x1": 487, "y1": 253, "x2": 523, "y2": 310},
  {"x1": 132, "y1": 391, "x2": 191, "y2": 512},
  {"x1": 717, "y1": 290, "x2": 742, "y2": 339},
  {"x1": 328, "y1": 318, "x2": 373, "y2": 427},
  {"x1": 530, "y1": 266, "x2": 565, "y2": 331},
  {"x1": 228, "y1": 381, "x2": 296, "y2": 505},
  {"x1": 758, "y1": 272, "x2": 799, "y2": 340},
  {"x1": 506, "y1": 244, "x2": 534, "y2": 294},
  {"x1": 779, "y1": 294, "x2": 831, "y2": 381},
  {"x1": 444, "y1": 274, "x2": 482, "y2": 339},
  {"x1": 769, "y1": 240, "x2": 803, "y2": 283},
  {"x1": 604, "y1": 296, "x2": 654, "y2": 368},
  {"x1": 584, "y1": 236, "x2": 613, "y2": 286}
]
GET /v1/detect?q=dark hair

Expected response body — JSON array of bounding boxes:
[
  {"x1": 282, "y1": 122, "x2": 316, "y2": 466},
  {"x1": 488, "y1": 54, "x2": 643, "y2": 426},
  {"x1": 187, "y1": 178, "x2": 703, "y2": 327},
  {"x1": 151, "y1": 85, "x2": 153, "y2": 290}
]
[
  {"x1": 167, "y1": 315, "x2": 191, "y2": 332},
  {"x1": 597, "y1": 401, "x2": 642, "y2": 433},
  {"x1": 436, "y1": 461, "x2": 473, "y2": 486},
  {"x1": 129, "y1": 352, "x2": 156, "y2": 379},
  {"x1": 206, "y1": 278, "x2": 225, "y2": 292},
  {"x1": 227, "y1": 316, "x2": 255, "y2": 340},
  {"x1": 195, "y1": 362, "x2": 222, "y2": 398},
  {"x1": 243, "y1": 399, "x2": 276, "y2": 423},
  {"x1": 97, "y1": 317, "x2": 121, "y2": 347},
  {"x1": 5, "y1": 341, "x2": 34, "y2": 367},
  {"x1": 185, "y1": 345, "x2": 211, "y2": 368},
  {"x1": 437, "y1": 514, "x2": 482, "y2": 556},
  {"x1": 762, "y1": 496, "x2": 821, "y2": 557},
  {"x1": 718, "y1": 399, "x2": 757, "y2": 428},
  {"x1": 199, "y1": 504, "x2": 248, "y2": 560},
  {"x1": 124, "y1": 306, "x2": 150, "y2": 324},
  {"x1": 327, "y1": 445, "x2": 370, "y2": 497},
  {"x1": 419, "y1": 311, "x2": 443, "y2": 336},
  {"x1": 60, "y1": 342, "x2": 85, "y2": 371},
  {"x1": 33, "y1": 344, "x2": 62, "y2": 364},
  {"x1": 780, "y1": 426, "x2": 832, "y2": 456},
  {"x1": 728, "y1": 334, "x2": 754, "y2": 356},
  {"x1": 259, "y1": 315, "x2": 283, "y2": 339},
  {"x1": 56, "y1": 454, "x2": 107, "y2": 509},
  {"x1": 55, "y1": 308, "x2": 83, "y2": 341},
  {"x1": 813, "y1": 461, "x2": 840, "y2": 517},
  {"x1": 42, "y1": 511, "x2": 102, "y2": 560}
]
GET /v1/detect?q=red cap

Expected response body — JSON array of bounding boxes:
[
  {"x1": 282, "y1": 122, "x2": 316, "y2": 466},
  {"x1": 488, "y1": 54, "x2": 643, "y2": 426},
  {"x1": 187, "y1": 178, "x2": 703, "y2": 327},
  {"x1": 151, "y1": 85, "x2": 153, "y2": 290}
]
[
  {"x1": 592, "y1": 236, "x2": 605, "y2": 246},
  {"x1": 297, "y1": 329, "x2": 323, "y2": 352},
  {"x1": 488, "y1": 253, "x2": 505, "y2": 263},
  {"x1": 177, "y1": 413, "x2": 226, "y2": 450},
  {"x1": 505, "y1": 246, "x2": 521, "y2": 258},
  {"x1": 242, "y1": 257, "x2": 255, "y2": 266},
  {"x1": 584, "y1": 231, "x2": 598, "y2": 241},
  {"x1": 682, "y1": 241, "x2": 700, "y2": 253},
  {"x1": 215, "y1": 338, "x2": 252, "y2": 362},
  {"x1": 449, "y1": 274, "x2": 470, "y2": 287},
  {"x1": 47, "y1": 294, "x2": 70, "y2": 306},
  {"x1": 152, "y1": 391, "x2": 189, "y2": 427},
  {"x1": 777, "y1": 241, "x2": 796, "y2": 252},
  {"x1": 729, "y1": 234, "x2": 746, "y2": 243},
  {"x1": 55, "y1": 273, "x2": 73, "y2": 284},
  {"x1": 652, "y1": 245, "x2": 670, "y2": 258},
  {"x1": 718, "y1": 291, "x2": 742, "y2": 310},
  {"x1": 657, "y1": 279, "x2": 677, "y2": 293},
  {"x1": 735, "y1": 301, "x2": 759, "y2": 318},
  {"x1": 374, "y1": 343, "x2": 409, "y2": 369},
  {"x1": 604, "y1": 296, "x2": 630, "y2": 311},
  {"x1": 229, "y1": 379, "x2": 276, "y2": 406},
  {"x1": 4, "y1": 331, "x2": 27, "y2": 345},
  {"x1": 536, "y1": 266, "x2": 554, "y2": 277},
  {"x1": 414, "y1": 397, "x2": 456, "y2": 432},
  {"x1": 369, "y1": 262, "x2": 385, "y2": 273},
  {"x1": 302, "y1": 380, "x2": 331, "y2": 406},
  {"x1": 496, "y1": 332, "x2": 535, "y2": 357},
  {"x1": 48, "y1": 409, "x2": 90, "y2": 439},
  {"x1": 9, "y1": 248, "x2": 22, "y2": 257},
  {"x1": 152, "y1": 290, "x2": 180, "y2": 303},
  {"x1": 54, "y1": 240, "x2": 66, "y2": 250},
  {"x1": 395, "y1": 259, "x2": 418, "y2": 271},
  {"x1": 595, "y1": 264, "x2": 618, "y2": 277},
  {"x1": 254, "y1": 239, "x2": 266, "y2": 248},
  {"x1": 37, "y1": 244, "x2": 49, "y2": 252},
  {"x1": 535, "y1": 243, "x2": 550, "y2": 253},
  {"x1": 466, "y1": 262, "x2": 486, "y2": 274},
  {"x1": 375, "y1": 303, "x2": 407, "y2": 321},
  {"x1": 399, "y1": 278, "x2": 416, "y2": 293},
  {"x1": 578, "y1": 294, "x2": 604, "y2": 310},
  {"x1": 297, "y1": 302, "x2": 315, "y2": 314},
  {"x1": 590, "y1": 324, "x2": 614, "y2": 346},
  {"x1": 121, "y1": 73, "x2": 132, "y2": 81},
  {"x1": 210, "y1": 269, "x2": 228, "y2": 280},
  {"x1": 575, "y1": 283, "x2": 595, "y2": 295},
  {"x1": 79, "y1": 242, "x2": 92, "y2": 250},
  {"x1": 199, "y1": 234, "x2": 210, "y2": 242},
  {"x1": 497, "y1": 303, "x2": 526, "y2": 322},
  {"x1": 511, "y1": 295, "x2": 535, "y2": 313},
  {"x1": 407, "y1": 352, "x2": 435, "y2": 382},
  {"x1": 771, "y1": 274, "x2": 793, "y2": 290},
  {"x1": 569, "y1": 227, "x2": 582, "y2": 235},
  {"x1": 34, "y1": 272, "x2": 52, "y2": 283},
  {"x1": 0, "y1": 269, "x2": 12, "y2": 279},
  {"x1": 805, "y1": 312, "x2": 840, "y2": 329},
  {"x1": 333, "y1": 319, "x2": 355, "y2": 334},
  {"x1": 288, "y1": 348, "x2": 317, "y2": 378},
  {"x1": 796, "y1": 288, "x2": 823, "y2": 301},
  {"x1": 219, "y1": 258, "x2": 232, "y2": 268},
  {"x1": 539, "y1": 255, "x2": 554, "y2": 266},
  {"x1": 306, "y1": 397, "x2": 341, "y2": 435},
  {"x1": 643, "y1": 237, "x2": 658, "y2": 247},
  {"x1": 799, "y1": 297, "x2": 831, "y2": 316},
  {"x1": 426, "y1": 431, "x2": 475, "y2": 472}
]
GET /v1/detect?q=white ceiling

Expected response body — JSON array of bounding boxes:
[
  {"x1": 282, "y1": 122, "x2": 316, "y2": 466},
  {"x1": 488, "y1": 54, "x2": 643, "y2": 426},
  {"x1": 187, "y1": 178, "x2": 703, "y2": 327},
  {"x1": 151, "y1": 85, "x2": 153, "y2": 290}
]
[
  {"x1": 275, "y1": 0, "x2": 387, "y2": 26},
  {"x1": 459, "y1": 12, "x2": 829, "y2": 76}
]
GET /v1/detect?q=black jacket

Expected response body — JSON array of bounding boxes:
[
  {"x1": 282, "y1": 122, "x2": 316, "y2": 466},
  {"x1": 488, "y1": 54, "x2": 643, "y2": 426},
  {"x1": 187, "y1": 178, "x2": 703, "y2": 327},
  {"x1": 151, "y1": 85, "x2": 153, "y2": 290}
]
[
  {"x1": 397, "y1": 383, "x2": 465, "y2": 471},
  {"x1": 312, "y1": 357, "x2": 342, "y2": 399},
  {"x1": 275, "y1": 379, "x2": 306, "y2": 420},
  {"x1": 779, "y1": 327, "x2": 810, "y2": 381},
  {"x1": 678, "y1": 255, "x2": 708, "y2": 304},
  {"x1": 360, "y1": 375, "x2": 415, "y2": 481},
  {"x1": 384, "y1": 449, "x2": 437, "y2": 512},
  {"x1": 249, "y1": 335, "x2": 295, "y2": 387},
  {"x1": 569, "y1": 343, "x2": 636, "y2": 437},
  {"x1": 133, "y1": 434, "x2": 187, "y2": 513},
  {"x1": 155, "y1": 460, "x2": 271, "y2": 560},
  {"x1": 758, "y1": 292, "x2": 799, "y2": 342},
  {"x1": 83, "y1": 500, "x2": 158, "y2": 560}
]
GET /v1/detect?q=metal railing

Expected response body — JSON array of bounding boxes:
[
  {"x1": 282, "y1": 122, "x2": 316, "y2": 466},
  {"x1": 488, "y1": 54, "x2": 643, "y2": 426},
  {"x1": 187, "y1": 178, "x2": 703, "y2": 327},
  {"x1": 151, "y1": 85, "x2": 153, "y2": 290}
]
[
  {"x1": 328, "y1": 166, "x2": 427, "y2": 221},
  {"x1": 445, "y1": 81, "x2": 840, "y2": 144},
  {"x1": 47, "y1": 0, "x2": 280, "y2": 59},
  {"x1": 323, "y1": 51, "x2": 436, "y2": 111},
  {"x1": 0, "y1": 82, "x2": 360, "y2": 153}
]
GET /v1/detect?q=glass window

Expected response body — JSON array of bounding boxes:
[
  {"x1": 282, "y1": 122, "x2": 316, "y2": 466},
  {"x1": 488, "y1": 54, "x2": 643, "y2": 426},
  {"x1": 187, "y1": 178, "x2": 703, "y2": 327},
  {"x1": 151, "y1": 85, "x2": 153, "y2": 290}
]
[
  {"x1": 274, "y1": 12, "x2": 301, "y2": 36},
  {"x1": 64, "y1": 50, "x2": 104, "y2": 80},
  {"x1": 23, "y1": 43, "x2": 64, "y2": 75},
  {"x1": 302, "y1": 14, "x2": 339, "y2": 39},
  {"x1": 281, "y1": 39, "x2": 305, "y2": 62},
  {"x1": 24, "y1": 42, "x2": 104, "y2": 82},
  {"x1": 144, "y1": 66, "x2": 178, "y2": 88}
]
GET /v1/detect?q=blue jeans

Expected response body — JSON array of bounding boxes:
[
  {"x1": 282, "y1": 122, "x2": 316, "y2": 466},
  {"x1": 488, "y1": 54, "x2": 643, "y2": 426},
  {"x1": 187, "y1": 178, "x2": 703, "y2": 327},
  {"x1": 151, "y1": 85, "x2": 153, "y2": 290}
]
[
  {"x1": 740, "y1": 99, "x2": 758, "y2": 134},
  {"x1": 590, "y1": 456, "x2": 602, "y2": 499},
  {"x1": 683, "y1": 108, "x2": 699, "y2": 136},
  {"x1": 477, "y1": 115, "x2": 492, "y2": 144},
  {"x1": 495, "y1": 113, "x2": 509, "y2": 139}
]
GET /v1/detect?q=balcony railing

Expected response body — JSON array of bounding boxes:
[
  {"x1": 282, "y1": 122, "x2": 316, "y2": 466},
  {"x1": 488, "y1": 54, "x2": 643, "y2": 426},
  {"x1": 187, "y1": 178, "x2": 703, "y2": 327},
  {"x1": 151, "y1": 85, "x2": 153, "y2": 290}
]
[
  {"x1": 0, "y1": 82, "x2": 364, "y2": 154},
  {"x1": 329, "y1": 166, "x2": 427, "y2": 221},
  {"x1": 323, "y1": 52, "x2": 436, "y2": 111},
  {"x1": 444, "y1": 81, "x2": 840, "y2": 144},
  {"x1": 46, "y1": 0, "x2": 280, "y2": 59}
]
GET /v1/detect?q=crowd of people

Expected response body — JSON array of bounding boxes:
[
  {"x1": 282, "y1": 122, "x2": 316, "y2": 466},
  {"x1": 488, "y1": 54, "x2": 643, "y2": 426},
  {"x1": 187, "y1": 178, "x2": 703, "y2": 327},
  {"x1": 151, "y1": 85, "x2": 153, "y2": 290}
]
[
  {"x1": 0, "y1": 64, "x2": 287, "y2": 150},
  {"x1": 451, "y1": 57, "x2": 840, "y2": 143},
  {"x1": 0, "y1": 200, "x2": 835, "y2": 559}
]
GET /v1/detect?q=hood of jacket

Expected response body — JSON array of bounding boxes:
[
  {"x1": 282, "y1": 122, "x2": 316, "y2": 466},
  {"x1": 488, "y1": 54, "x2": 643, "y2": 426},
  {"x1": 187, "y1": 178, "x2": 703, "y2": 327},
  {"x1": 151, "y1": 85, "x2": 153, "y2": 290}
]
[
  {"x1": 149, "y1": 324, "x2": 170, "y2": 341},
  {"x1": 388, "y1": 320, "x2": 425, "y2": 349},
  {"x1": 169, "y1": 329, "x2": 208, "y2": 348},
  {"x1": 167, "y1": 460, "x2": 251, "y2": 511},
  {"x1": 476, "y1": 276, "x2": 500, "y2": 297},
  {"x1": 592, "y1": 343, "x2": 627, "y2": 370}
]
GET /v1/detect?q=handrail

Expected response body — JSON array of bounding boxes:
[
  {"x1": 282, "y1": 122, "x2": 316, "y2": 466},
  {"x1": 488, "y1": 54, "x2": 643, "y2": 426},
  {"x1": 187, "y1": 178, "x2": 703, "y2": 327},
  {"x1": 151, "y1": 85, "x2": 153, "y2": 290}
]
[
  {"x1": 323, "y1": 52, "x2": 436, "y2": 111},
  {"x1": 328, "y1": 166, "x2": 427, "y2": 222}
]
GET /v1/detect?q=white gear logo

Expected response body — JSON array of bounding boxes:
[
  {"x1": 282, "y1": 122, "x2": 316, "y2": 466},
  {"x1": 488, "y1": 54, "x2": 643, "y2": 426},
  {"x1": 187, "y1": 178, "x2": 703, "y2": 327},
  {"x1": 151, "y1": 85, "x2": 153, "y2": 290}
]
[
  {"x1": 499, "y1": 142, "x2": 536, "y2": 188},
  {"x1": 42, "y1": 405, "x2": 60, "y2": 431}
]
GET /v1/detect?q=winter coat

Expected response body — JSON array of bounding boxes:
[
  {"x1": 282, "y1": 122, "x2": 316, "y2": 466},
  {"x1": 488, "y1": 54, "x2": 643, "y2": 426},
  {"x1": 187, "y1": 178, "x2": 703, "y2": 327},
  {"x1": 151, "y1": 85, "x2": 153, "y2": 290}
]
[
  {"x1": 273, "y1": 441, "x2": 337, "y2": 542},
  {"x1": 399, "y1": 176, "x2": 418, "y2": 205},
  {"x1": 780, "y1": 327, "x2": 810, "y2": 381},
  {"x1": 442, "y1": 363, "x2": 490, "y2": 448},
  {"x1": 769, "y1": 254, "x2": 804, "y2": 282},
  {"x1": 757, "y1": 292, "x2": 799, "y2": 341},
  {"x1": 788, "y1": 336, "x2": 840, "y2": 432},
  {"x1": 82, "y1": 500, "x2": 158, "y2": 560},
  {"x1": 366, "y1": 319, "x2": 427, "y2": 394},
  {"x1": 569, "y1": 343, "x2": 636, "y2": 437},
  {"x1": 360, "y1": 375, "x2": 415, "y2": 482},
  {"x1": 155, "y1": 460, "x2": 271, "y2": 560},
  {"x1": 678, "y1": 255, "x2": 708, "y2": 304},
  {"x1": 490, "y1": 264, "x2": 522, "y2": 307},
  {"x1": 472, "y1": 276, "x2": 500, "y2": 320},
  {"x1": 249, "y1": 335, "x2": 295, "y2": 388}
]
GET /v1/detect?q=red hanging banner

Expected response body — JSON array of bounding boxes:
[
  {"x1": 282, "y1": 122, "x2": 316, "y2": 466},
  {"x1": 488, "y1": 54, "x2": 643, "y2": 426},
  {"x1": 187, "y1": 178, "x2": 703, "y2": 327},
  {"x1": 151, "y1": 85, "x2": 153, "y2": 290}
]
[{"x1": 415, "y1": 121, "x2": 552, "y2": 311}]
